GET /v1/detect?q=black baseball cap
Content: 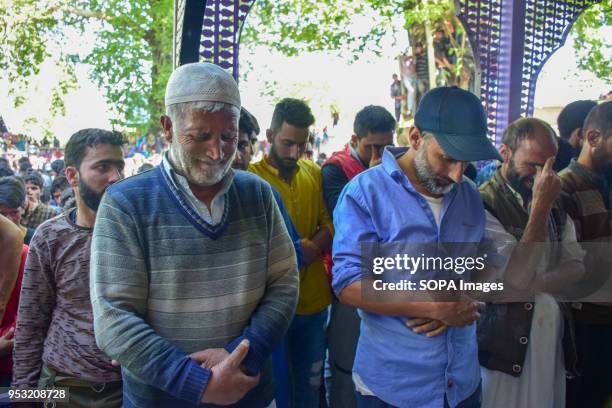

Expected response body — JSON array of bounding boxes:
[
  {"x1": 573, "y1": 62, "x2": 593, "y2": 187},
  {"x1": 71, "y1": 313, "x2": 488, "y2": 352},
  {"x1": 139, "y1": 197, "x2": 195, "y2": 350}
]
[{"x1": 415, "y1": 86, "x2": 502, "y2": 162}]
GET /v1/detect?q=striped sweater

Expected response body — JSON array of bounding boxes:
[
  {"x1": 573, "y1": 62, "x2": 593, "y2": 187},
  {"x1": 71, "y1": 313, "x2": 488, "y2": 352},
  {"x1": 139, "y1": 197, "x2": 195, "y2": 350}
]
[{"x1": 90, "y1": 166, "x2": 299, "y2": 407}]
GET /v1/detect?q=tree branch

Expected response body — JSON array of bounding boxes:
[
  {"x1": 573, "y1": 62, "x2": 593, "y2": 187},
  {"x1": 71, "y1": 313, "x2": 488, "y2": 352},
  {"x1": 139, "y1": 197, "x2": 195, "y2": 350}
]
[{"x1": 61, "y1": 7, "x2": 111, "y2": 21}]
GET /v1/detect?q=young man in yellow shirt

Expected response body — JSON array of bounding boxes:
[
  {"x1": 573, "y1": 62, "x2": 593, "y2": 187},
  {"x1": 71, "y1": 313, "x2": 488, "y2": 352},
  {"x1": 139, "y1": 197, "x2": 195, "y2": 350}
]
[{"x1": 249, "y1": 98, "x2": 333, "y2": 408}]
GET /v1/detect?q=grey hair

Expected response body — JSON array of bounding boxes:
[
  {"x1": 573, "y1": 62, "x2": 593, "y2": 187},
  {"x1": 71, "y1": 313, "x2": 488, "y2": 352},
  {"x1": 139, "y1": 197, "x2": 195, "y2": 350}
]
[
  {"x1": 165, "y1": 101, "x2": 240, "y2": 125},
  {"x1": 421, "y1": 132, "x2": 435, "y2": 141}
]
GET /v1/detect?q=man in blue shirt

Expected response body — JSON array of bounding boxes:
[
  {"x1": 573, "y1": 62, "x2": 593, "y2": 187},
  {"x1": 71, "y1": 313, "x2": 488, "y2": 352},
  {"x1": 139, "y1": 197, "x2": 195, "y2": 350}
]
[{"x1": 332, "y1": 87, "x2": 502, "y2": 408}]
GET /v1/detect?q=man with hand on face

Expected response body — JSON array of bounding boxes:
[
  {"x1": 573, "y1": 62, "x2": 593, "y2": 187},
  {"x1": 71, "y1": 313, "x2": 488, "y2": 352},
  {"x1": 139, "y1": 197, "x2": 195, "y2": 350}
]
[
  {"x1": 332, "y1": 87, "x2": 503, "y2": 408},
  {"x1": 477, "y1": 118, "x2": 584, "y2": 408},
  {"x1": 557, "y1": 100, "x2": 598, "y2": 160},
  {"x1": 11, "y1": 129, "x2": 125, "y2": 407},
  {"x1": 90, "y1": 63, "x2": 298, "y2": 408},
  {"x1": 321, "y1": 105, "x2": 395, "y2": 407},
  {"x1": 249, "y1": 98, "x2": 334, "y2": 408}
]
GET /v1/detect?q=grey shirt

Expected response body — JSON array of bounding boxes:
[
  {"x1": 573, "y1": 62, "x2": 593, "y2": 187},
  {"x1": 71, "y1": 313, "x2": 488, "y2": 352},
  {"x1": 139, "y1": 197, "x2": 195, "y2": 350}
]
[{"x1": 12, "y1": 209, "x2": 121, "y2": 387}]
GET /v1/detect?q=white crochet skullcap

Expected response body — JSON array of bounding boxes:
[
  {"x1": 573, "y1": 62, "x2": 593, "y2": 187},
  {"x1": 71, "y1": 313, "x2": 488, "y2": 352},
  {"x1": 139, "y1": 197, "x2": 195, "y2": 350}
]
[{"x1": 164, "y1": 62, "x2": 241, "y2": 108}]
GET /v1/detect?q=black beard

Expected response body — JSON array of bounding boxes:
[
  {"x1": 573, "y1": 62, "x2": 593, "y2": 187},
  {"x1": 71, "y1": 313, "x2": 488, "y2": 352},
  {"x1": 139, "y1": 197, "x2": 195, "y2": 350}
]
[
  {"x1": 79, "y1": 178, "x2": 105, "y2": 211},
  {"x1": 270, "y1": 143, "x2": 297, "y2": 175},
  {"x1": 592, "y1": 144, "x2": 612, "y2": 178},
  {"x1": 506, "y1": 158, "x2": 533, "y2": 204}
]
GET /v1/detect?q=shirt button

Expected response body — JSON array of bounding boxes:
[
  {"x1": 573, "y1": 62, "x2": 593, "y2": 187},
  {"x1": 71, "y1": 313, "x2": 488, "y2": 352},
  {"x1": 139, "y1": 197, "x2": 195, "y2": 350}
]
[
  {"x1": 512, "y1": 364, "x2": 522, "y2": 374},
  {"x1": 447, "y1": 378, "x2": 453, "y2": 387},
  {"x1": 519, "y1": 336, "x2": 529, "y2": 345},
  {"x1": 523, "y1": 302, "x2": 533, "y2": 311}
]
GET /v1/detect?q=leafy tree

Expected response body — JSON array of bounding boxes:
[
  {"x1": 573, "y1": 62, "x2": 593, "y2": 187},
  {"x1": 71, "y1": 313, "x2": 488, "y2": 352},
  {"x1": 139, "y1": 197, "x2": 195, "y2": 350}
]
[
  {"x1": 0, "y1": 0, "x2": 173, "y2": 133},
  {"x1": 245, "y1": 3, "x2": 464, "y2": 70},
  {"x1": 572, "y1": 1, "x2": 611, "y2": 82},
  {"x1": 242, "y1": 0, "x2": 610, "y2": 85}
]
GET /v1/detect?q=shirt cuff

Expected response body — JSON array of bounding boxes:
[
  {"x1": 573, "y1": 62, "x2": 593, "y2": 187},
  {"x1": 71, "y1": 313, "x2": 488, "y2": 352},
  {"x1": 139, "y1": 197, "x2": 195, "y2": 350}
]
[{"x1": 332, "y1": 267, "x2": 364, "y2": 297}]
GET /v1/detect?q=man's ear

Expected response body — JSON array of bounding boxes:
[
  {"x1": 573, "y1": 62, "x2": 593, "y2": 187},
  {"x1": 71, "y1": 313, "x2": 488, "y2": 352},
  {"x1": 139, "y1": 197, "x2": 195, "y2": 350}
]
[
  {"x1": 266, "y1": 129, "x2": 274, "y2": 144},
  {"x1": 499, "y1": 144, "x2": 511, "y2": 164},
  {"x1": 160, "y1": 115, "x2": 174, "y2": 144},
  {"x1": 350, "y1": 134, "x2": 358, "y2": 148},
  {"x1": 574, "y1": 128, "x2": 584, "y2": 142},
  {"x1": 64, "y1": 167, "x2": 79, "y2": 189},
  {"x1": 585, "y1": 129, "x2": 600, "y2": 147},
  {"x1": 408, "y1": 126, "x2": 422, "y2": 150}
]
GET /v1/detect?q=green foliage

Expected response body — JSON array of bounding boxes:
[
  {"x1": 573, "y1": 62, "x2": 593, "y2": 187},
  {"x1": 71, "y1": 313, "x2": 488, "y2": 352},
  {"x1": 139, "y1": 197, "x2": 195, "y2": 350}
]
[
  {"x1": 0, "y1": 0, "x2": 173, "y2": 132},
  {"x1": 242, "y1": 0, "x2": 396, "y2": 60},
  {"x1": 242, "y1": 0, "x2": 611, "y2": 85},
  {"x1": 242, "y1": 0, "x2": 455, "y2": 58},
  {"x1": 572, "y1": 1, "x2": 611, "y2": 82}
]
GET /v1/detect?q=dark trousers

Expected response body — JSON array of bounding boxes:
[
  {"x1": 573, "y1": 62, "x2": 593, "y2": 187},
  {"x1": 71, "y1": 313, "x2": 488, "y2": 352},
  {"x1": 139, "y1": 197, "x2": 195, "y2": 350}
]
[
  {"x1": 567, "y1": 324, "x2": 612, "y2": 408},
  {"x1": 355, "y1": 382, "x2": 481, "y2": 408},
  {"x1": 39, "y1": 364, "x2": 122, "y2": 408}
]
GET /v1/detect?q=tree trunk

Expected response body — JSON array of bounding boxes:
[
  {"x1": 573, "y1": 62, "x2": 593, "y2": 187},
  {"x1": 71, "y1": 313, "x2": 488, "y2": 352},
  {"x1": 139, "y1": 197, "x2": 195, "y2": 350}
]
[{"x1": 425, "y1": 20, "x2": 437, "y2": 87}]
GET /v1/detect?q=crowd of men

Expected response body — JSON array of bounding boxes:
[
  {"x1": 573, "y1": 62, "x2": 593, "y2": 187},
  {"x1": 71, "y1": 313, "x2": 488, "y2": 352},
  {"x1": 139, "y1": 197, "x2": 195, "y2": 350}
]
[{"x1": 0, "y1": 61, "x2": 610, "y2": 408}]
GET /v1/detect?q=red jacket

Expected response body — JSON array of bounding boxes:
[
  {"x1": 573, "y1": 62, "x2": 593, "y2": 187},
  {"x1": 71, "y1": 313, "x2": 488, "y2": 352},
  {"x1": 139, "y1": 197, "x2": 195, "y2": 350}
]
[
  {"x1": 321, "y1": 145, "x2": 367, "y2": 276},
  {"x1": 0, "y1": 244, "x2": 27, "y2": 379}
]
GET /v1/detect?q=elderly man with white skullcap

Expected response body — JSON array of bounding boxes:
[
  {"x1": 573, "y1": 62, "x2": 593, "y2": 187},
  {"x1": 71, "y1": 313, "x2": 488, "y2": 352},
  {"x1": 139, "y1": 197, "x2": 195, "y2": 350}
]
[{"x1": 90, "y1": 62, "x2": 299, "y2": 407}]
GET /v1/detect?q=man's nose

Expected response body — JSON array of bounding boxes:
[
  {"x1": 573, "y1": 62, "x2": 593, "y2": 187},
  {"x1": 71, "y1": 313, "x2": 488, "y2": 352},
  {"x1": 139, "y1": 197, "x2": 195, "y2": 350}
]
[
  {"x1": 206, "y1": 136, "x2": 223, "y2": 161},
  {"x1": 449, "y1": 162, "x2": 466, "y2": 183},
  {"x1": 288, "y1": 145, "x2": 300, "y2": 160},
  {"x1": 108, "y1": 167, "x2": 123, "y2": 184}
]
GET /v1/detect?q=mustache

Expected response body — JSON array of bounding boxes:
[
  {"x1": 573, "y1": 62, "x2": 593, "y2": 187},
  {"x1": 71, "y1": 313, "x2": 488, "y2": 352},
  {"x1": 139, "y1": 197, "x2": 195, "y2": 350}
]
[{"x1": 193, "y1": 157, "x2": 226, "y2": 165}]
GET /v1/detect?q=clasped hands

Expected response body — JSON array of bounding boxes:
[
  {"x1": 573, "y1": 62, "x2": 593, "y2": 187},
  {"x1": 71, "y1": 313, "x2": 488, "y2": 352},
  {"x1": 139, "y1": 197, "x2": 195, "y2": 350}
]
[
  {"x1": 189, "y1": 339, "x2": 260, "y2": 405},
  {"x1": 406, "y1": 300, "x2": 485, "y2": 338}
]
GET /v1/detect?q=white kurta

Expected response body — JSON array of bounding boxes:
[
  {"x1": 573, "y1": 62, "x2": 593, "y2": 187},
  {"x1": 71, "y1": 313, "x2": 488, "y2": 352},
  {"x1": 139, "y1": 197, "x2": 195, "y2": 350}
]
[
  {"x1": 481, "y1": 293, "x2": 566, "y2": 408},
  {"x1": 480, "y1": 186, "x2": 583, "y2": 408}
]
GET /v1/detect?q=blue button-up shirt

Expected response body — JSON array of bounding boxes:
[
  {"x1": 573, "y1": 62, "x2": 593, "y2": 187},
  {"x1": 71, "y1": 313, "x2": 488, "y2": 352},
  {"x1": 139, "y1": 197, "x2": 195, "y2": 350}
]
[{"x1": 332, "y1": 147, "x2": 486, "y2": 408}]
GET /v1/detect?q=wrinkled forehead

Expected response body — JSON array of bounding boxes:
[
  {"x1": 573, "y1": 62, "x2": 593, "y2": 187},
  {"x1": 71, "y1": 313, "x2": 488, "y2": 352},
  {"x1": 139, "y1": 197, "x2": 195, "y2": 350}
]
[{"x1": 177, "y1": 106, "x2": 240, "y2": 129}]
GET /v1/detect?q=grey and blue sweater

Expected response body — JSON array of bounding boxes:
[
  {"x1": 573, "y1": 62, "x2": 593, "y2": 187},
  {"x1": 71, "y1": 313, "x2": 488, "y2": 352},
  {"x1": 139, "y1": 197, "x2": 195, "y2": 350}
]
[{"x1": 90, "y1": 166, "x2": 299, "y2": 407}]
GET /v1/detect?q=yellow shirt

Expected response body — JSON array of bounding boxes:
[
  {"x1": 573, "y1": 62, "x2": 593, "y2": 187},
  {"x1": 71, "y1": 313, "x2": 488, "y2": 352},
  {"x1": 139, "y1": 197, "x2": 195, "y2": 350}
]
[{"x1": 249, "y1": 156, "x2": 333, "y2": 314}]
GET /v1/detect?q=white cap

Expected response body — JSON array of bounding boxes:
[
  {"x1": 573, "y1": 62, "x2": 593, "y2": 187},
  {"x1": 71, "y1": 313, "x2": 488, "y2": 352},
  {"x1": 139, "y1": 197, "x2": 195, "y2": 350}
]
[{"x1": 164, "y1": 62, "x2": 241, "y2": 108}]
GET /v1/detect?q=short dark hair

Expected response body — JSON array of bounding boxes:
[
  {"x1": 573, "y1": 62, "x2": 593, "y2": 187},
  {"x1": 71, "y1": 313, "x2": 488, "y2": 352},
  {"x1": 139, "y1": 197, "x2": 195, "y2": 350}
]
[
  {"x1": 0, "y1": 176, "x2": 26, "y2": 209},
  {"x1": 23, "y1": 171, "x2": 44, "y2": 189},
  {"x1": 137, "y1": 163, "x2": 154, "y2": 174},
  {"x1": 19, "y1": 162, "x2": 32, "y2": 173},
  {"x1": 553, "y1": 137, "x2": 574, "y2": 172},
  {"x1": 64, "y1": 128, "x2": 125, "y2": 169},
  {"x1": 353, "y1": 105, "x2": 396, "y2": 139},
  {"x1": 557, "y1": 100, "x2": 597, "y2": 140},
  {"x1": 239, "y1": 108, "x2": 257, "y2": 136},
  {"x1": 51, "y1": 175, "x2": 69, "y2": 193},
  {"x1": 51, "y1": 159, "x2": 65, "y2": 175},
  {"x1": 502, "y1": 117, "x2": 558, "y2": 151},
  {"x1": 270, "y1": 98, "x2": 315, "y2": 132},
  {"x1": 0, "y1": 165, "x2": 13, "y2": 177},
  {"x1": 583, "y1": 101, "x2": 611, "y2": 139}
]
